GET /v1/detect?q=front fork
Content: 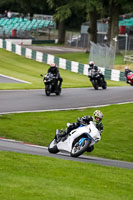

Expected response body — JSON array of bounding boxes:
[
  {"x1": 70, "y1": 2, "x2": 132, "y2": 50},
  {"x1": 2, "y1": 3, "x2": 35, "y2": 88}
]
[{"x1": 78, "y1": 137, "x2": 90, "y2": 146}]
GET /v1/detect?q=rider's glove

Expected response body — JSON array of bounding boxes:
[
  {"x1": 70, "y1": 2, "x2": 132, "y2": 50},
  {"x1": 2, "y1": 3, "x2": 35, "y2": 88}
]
[{"x1": 77, "y1": 117, "x2": 86, "y2": 125}]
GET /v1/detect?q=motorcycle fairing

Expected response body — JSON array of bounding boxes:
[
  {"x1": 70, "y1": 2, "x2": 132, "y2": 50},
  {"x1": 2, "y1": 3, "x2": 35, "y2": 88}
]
[{"x1": 57, "y1": 121, "x2": 101, "y2": 153}]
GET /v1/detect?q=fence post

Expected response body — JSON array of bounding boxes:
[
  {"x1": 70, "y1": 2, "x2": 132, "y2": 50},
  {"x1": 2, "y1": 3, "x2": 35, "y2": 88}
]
[{"x1": 125, "y1": 33, "x2": 128, "y2": 56}]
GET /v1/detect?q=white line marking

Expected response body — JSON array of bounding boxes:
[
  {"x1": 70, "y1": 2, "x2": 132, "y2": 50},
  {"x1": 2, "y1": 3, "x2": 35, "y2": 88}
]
[
  {"x1": 0, "y1": 74, "x2": 32, "y2": 84},
  {"x1": 0, "y1": 101, "x2": 133, "y2": 115},
  {"x1": 0, "y1": 137, "x2": 47, "y2": 149}
]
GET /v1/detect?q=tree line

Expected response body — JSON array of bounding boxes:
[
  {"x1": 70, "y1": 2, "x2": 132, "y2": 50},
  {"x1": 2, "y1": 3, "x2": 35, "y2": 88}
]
[{"x1": 0, "y1": 0, "x2": 133, "y2": 46}]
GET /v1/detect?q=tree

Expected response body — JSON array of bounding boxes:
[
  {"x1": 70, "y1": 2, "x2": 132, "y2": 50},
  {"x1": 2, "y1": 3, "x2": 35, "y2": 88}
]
[
  {"x1": 0, "y1": 0, "x2": 17, "y2": 13},
  {"x1": 0, "y1": 0, "x2": 49, "y2": 16},
  {"x1": 15, "y1": 0, "x2": 48, "y2": 16},
  {"x1": 47, "y1": 0, "x2": 87, "y2": 43},
  {"x1": 106, "y1": 0, "x2": 133, "y2": 46},
  {"x1": 47, "y1": 0, "x2": 72, "y2": 43},
  {"x1": 85, "y1": 0, "x2": 133, "y2": 47},
  {"x1": 85, "y1": 0, "x2": 103, "y2": 44}
]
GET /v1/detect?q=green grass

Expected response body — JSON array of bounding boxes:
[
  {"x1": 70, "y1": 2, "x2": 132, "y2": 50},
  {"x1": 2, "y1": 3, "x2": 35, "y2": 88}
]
[
  {"x1": 0, "y1": 47, "x2": 132, "y2": 199},
  {"x1": 55, "y1": 52, "x2": 90, "y2": 65},
  {"x1": 0, "y1": 49, "x2": 127, "y2": 90},
  {"x1": 0, "y1": 151, "x2": 132, "y2": 200},
  {"x1": 0, "y1": 103, "x2": 133, "y2": 162},
  {"x1": 33, "y1": 43, "x2": 65, "y2": 46},
  {"x1": 55, "y1": 52, "x2": 125, "y2": 65}
]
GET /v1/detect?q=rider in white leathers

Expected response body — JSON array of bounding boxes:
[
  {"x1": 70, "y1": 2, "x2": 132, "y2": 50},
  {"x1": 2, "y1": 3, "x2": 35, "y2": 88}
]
[{"x1": 55, "y1": 110, "x2": 103, "y2": 152}]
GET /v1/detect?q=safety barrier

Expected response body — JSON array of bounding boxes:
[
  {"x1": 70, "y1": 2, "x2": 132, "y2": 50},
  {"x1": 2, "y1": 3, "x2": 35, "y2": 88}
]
[
  {"x1": 124, "y1": 55, "x2": 133, "y2": 63},
  {"x1": 0, "y1": 39, "x2": 125, "y2": 82}
]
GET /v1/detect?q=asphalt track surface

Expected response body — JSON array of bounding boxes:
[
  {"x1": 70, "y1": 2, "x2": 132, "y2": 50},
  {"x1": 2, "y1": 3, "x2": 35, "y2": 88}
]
[
  {"x1": 0, "y1": 138, "x2": 133, "y2": 169},
  {"x1": 0, "y1": 76, "x2": 20, "y2": 83},
  {"x1": 0, "y1": 86, "x2": 133, "y2": 114},
  {"x1": 0, "y1": 86, "x2": 133, "y2": 169},
  {"x1": 0, "y1": 75, "x2": 24, "y2": 83},
  {"x1": 23, "y1": 45, "x2": 85, "y2": 54}
]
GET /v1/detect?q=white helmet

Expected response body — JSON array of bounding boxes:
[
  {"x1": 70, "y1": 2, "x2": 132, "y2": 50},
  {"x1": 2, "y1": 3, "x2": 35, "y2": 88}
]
[{"x1": 125, "y1": 66, "x2": 128, "y2": 70}]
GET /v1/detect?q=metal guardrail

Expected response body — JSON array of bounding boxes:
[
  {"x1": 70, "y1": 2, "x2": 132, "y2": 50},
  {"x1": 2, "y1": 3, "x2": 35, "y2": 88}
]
[{"x1": 124, "y1": 55, "x2": 133, "y2": 62}]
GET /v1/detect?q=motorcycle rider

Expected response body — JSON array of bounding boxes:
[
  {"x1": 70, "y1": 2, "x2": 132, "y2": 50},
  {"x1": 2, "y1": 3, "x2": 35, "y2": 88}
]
[
  {"x1": 124, "y1": 66, "x2": 133, "y2": 83},
  {"x1": 88, "y1": 61, "x2": 105, "y2": 81},
  {"x1": 47, "y1": 63, "x2": 63, "y2": 88},
  {"x1": 55, "y1": 110, "x2": 103, "y2": 152}
]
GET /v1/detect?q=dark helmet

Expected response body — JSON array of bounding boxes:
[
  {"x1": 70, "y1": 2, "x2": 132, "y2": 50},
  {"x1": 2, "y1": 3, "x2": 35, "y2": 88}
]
[
  {"x1": 89, "y1": 61, "x2": 94, "y2": 69},
  {"x1": 50, "y1": 63, "x2": 56, "y2": 71},
  {"x1": 93, "y1": 110, "x2": 103, "y2": 124},
  {"x1": 50, "y1": 63, "x2": 56, "y2": 68}
]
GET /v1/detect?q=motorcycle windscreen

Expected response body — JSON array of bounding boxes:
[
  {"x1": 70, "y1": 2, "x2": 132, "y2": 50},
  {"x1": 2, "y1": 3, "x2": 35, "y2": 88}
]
[{"x1": 88, "y1": 122, "x2": 101, "y2": 141}]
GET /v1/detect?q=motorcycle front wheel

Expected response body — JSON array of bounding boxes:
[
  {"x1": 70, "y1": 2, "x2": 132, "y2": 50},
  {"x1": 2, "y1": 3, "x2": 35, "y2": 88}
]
[
  {"x1": 55, "y1": 87, "x2": 61, "y2": 95},
  {"x1": 71, "y1": 139, "x2": 90, "y2": 157},
  {"x1": 91, "y1": 79, "x2": 98, "y2": 90},
  {"x1": 45, "y1": 84, "x2": 51, "y2": 96},
  {"x1": 48, "y1": 139, "x2": 59, "y2": 154}
]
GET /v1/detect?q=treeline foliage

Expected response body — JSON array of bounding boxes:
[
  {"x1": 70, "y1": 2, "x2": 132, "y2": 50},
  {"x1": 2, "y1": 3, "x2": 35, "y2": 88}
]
[{"x1": 0, "y1": 0, "x2": 133, "y2": 45}]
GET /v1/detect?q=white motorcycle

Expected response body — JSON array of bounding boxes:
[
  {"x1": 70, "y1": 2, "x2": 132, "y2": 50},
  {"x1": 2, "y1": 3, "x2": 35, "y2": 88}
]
[{"x1": 48, "y1": 121, "x2": 101, "y2": 157}]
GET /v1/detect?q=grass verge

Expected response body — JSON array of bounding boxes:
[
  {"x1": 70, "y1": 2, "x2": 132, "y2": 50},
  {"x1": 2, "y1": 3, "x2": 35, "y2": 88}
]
[
  {"x1": 0, "y1": 151, "x2": 132, "y2": 200},
  {"x1": 55, "y1": 52, "x2": 133, "y2": 70},
  {"x1": 0, "y1": 49, "x2": 127, "y2": 90},
  {"x1": 0, "y1": 103, "x2": 133, "y2": 162}
]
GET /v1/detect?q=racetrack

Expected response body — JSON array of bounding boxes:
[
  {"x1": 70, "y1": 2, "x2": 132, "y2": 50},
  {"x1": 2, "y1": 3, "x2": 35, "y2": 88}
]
[
  {"x1": 0, "y1": 86, "x2": 133, "y2": 169},
  {"x1": 0, "y1": 86, "x2": 133, "y2": 114},
  {"x1": 0, "y1": 138, "x2": 133, "y2": 169}
]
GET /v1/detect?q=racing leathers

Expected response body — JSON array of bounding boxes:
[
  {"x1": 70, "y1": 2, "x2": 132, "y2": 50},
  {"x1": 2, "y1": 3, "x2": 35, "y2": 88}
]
[
  {"x1": 48, "y1": 66, "x2": 63, "y2": 88},
  {"x1": 56, "y1": 116, "x2": 103, "y2": 152},
  {"x1": 125, "y1": 69, "x2": 133, "y2": 83},
  {"x1": 88, "y1": 65, "x2": 105, "y2": 82}
]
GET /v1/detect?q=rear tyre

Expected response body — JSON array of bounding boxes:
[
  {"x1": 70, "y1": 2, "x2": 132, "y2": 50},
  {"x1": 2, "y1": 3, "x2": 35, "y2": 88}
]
[
  {"x1": 70, "y1": 139, "x2": 90, "y2": 157},
  {"x1": 102, "y1": 81, "x2": 107, "y2": 89},
  {"x1": 48, "y1": 139, "x2": 59, "y2": 154}
]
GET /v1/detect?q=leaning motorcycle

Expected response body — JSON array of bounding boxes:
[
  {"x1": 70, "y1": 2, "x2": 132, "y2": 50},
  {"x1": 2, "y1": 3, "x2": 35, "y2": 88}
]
[
  {"x1": 89, "y1": 69, "x2": 107, "y2": 90},
  {"x1": 48, "y1": 121, "x2": 101, "y2": 157},
  {"x1": 127, "y1": 72, "x2": 133, "y2": 86},
  {"x1": 43, "y1": 73, "x2": 61, "y2": 96}
]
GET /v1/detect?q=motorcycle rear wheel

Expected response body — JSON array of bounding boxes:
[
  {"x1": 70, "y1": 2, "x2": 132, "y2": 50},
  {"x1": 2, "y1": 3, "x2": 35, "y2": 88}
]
[
  {"x1": 102, "y1": 81, "x2": 107, "y2": 89},
  {"x1": 48, "y1": 139, "x2": 59, "y2": 154},
  {"x1": 71, "y1": 139, "x2": 90, "y2": 157}
]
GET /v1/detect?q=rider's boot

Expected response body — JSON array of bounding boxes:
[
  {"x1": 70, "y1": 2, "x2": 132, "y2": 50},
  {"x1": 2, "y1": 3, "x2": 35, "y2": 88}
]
[
  {"x1": 55, "y1": 130, "x2": 67, "y2": 142},
  {"x1": 55, "y1": 134, "x2": 62, "y2": 142},
  {"x1": 55, "y1": 129, "x2": 61, "y2": 142}
]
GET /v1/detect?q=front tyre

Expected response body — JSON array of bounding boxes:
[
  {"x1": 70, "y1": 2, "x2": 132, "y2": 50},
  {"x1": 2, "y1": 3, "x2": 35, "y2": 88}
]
[
  {"x1": 70, "y1": 139, "x2": 90, "y2": 157},
  {"x1": 48, "y1": 139, "x2": 59, "y2": 154},
  {"x1": 45, "y1": 84, "x2": 51, "y2": 96},
  {"x1": 92, "y1": 79, "x2": 98, "y2": 90},
  {"x1": 56, "y1": 87, "x2": 61, "y2": 95}
]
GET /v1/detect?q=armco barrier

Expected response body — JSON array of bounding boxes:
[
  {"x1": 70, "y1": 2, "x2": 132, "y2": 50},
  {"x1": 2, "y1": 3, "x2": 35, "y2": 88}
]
[{"x1": 0, "y1": 39, "x2": 125, "y2": 82}]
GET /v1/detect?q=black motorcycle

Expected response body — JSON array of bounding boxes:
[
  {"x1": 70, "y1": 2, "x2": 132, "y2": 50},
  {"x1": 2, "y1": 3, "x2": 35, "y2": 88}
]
[
  {"x1": 42, "y1": 73, "x2": 61, "y2": 96},
  {"x1": 89, "y1": 69, "x2": 107, "y2": 90}
]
